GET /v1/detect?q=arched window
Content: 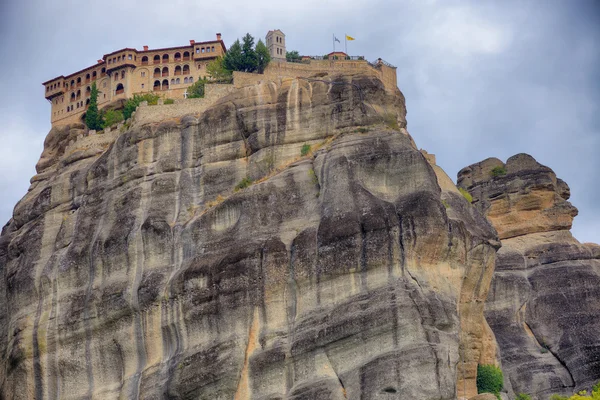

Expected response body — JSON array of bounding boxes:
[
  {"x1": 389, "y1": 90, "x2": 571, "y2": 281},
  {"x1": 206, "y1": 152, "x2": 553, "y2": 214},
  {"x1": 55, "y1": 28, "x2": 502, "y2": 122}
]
[
  {"x1": 85, "y1": 73, "x2": 90, "y2": 83},
  {"x1": 154, "y1": 67, "x2": 161, "y2": 78},
  {"x1": 183, "y1": 51, "x2": 190, "y2": 60},
  {"x1": 70, "y1": 92, "x2": 75, "y2": 102},
  {"x1": 142, "y1": 56, "x2": 148, "y2": 65},
  {"x1": 189, "y1": 77, "x2": 193, "y2": 83},
  {"x1": 176, "y1": 78, "x2": 180, "y2": 84},
  {"x1": 183, "y1": 65, "x2": 190, "y2": 75},
  {"x1": 162, "y1": 79, "x2": 169, "y2": 90},
  {"x1": 92, "y1": 71, "x2": 97, "y2": 80},
  {"x1": 153, "y1": 55, "x2": 160, "y2": 64},
  {"x1": 171, "y1": 79, "x2": 175, "y2": 85},
  {"x1": 86, "y1": 98, "x2": 90, "y2": 105},
  {"x1": 77, "y1": 77, "x2": 81, "y2": 86},
  {"x1": 174, "y1": 65, "x2": 182, "y2": 76},
  {"x1": 115, "y1": 83, "x2": 124, "y2": 94},
  {"x1": 86, "y1": 86, "x2": 91, "y2": 95},
  {"x1": 71, "y1": 79, "x2": 75, "y2": 87},
  {"x1": 162, "y1": 67, "x2": 169, "y2": 77},
  {"x1": 184, "y1": 77, "x2": 188, "y2": 84},
  {"x1": 121, "y1": 70, "x2": 125, "y2": 79},
  {"x1": 162, "y1": 54, "x2": 169, "y2": 63},
  {"x1": 174, "y1": 52, "x2": 181, "y2": 61},
  {"x1": 76, "y1": 90, "x2": 81, "y2": 99},
  {"x1": 153, "y1": 80, "x2": 161, "y2": 91},
  {"x1": 101, "y1": 67, "x2": 106, "y2": 76},
  {"x1": 211, "y1": 46, "x2": 215, "y2": 52}
]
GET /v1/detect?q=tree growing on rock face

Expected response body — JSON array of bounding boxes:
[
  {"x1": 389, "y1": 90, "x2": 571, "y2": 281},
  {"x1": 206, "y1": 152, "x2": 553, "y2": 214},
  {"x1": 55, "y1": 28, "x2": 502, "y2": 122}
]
[
  {"x1": 241, "y1": 33, "x2": 258, "y2": 72},
  {"x1": 223, "y1": 39, "x2": 243, "y2": 72},
  {"x1": 85, "y1": 82, "x2": 102, "y2": 130}
]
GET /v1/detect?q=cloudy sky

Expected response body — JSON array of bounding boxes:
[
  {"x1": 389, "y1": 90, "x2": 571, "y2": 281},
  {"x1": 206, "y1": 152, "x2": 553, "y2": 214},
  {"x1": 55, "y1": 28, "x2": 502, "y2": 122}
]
[{"x1": 0, "y1": 0, "x2": 598, "y2": 242}]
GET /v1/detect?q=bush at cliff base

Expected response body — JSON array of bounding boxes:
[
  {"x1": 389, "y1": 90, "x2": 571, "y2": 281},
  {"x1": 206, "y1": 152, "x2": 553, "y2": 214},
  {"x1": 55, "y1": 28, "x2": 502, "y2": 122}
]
[
  {"x1": 476, "y1": 364, "x2": 503, "y2": 399},
  {"x1": 551, "y1": 381, "x2": 600, "y2": 399}
]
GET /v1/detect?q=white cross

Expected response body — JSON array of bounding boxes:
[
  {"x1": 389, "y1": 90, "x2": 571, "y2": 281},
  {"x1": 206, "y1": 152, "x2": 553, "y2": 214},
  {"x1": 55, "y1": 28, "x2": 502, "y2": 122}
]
[{"x1": 184, "y1": 90, "x2": 188, "y2": 99}]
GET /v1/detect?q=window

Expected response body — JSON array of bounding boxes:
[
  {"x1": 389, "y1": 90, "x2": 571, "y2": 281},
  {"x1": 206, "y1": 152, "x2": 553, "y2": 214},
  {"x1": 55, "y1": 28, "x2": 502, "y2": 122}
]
[
  {"x1": 196, "y1": 48, "x2": 199, "y2": 54},
  {"x1": 171, "y1": 79, "x2": 175, "y2": 85},
  {"x1": 183, "y1": 51, "x2": 190, "y2": 60},
  {"x1": 174, "y1": 65, "x2": 182, "y2": 75},
  {"x1": 153, "y1": 80, "x2": 160, "y2": 91},
  {"x1": 115, "y1": 83, "x2": 124, "y2": 94},
  {"x1": 101, "y1": 67, "x2": 106, "y2": 76},
  {"x1": 92, "y1": 71, "x2": 97, "y2": 80},
  {"x1": 184, "y1": 77, "x2": 188, "y2": 84},
  {"x1": 141, "y1": 83, "x2": 144, "y2": 89},
  {"x1": 162, "y1": 66, "x2": 168, "y2": 77},
  {"x1": 161, "y1": 79, "x2": 169, "y2": 90},
  {"x1": 176, "y1": 78, "x2": 180, "y2": 84},
  {"x1": 201, "y1": 48, "x2": 205, "y2": 53},
  {"x1": 162, "y1": 53, "x2": 169, "y2": 62},
  {"x1": 189, "y1": 77, "x2": 193, "y2": 83},
  {"x1": 174, "y1": 52, "x2": 181, "y2": 61},
  {"x1": 183, "y1": 65, "x2": 190, "y2": 75},
  {"x1": 128, "y1": 54, "x2": 132, "y2": 60},
  {"x1": 108, "y1": 59, "x2": 112, "y2": 64},
  {"x1": 141, "y1": 71, "x2": 146, "y2": 77},
  {"x1": 211, "y1": 46, "x2": 215, "y2": 52},
  {"x1": 86, "y1": 73, "x2": 90, "y2": 82},
  {"x1": 154, "y1": 55, "x2": 160, "y2": 64},
  {"x1": 117, "y1": 56, "x2": 121, "y2": 62},
  {"x1": 121, "y1": 70, "x2": 125, "y2": 79},
  {"x1": 142, "y1": 56, "x2": 148, "y2": 65}
]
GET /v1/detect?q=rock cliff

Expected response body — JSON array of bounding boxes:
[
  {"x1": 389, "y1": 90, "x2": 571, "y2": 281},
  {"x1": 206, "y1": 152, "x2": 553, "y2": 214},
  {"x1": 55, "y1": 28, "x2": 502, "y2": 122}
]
[
  {"x1": 0, "y1": 71, "x2": 500, "y2": 399},
  {"x1": 458, "y1": 154, "x2": 600, "y2": 399}
]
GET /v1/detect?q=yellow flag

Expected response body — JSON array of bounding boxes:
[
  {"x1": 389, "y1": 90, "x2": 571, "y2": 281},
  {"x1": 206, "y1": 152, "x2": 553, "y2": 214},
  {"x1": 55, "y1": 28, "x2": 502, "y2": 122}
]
[{"x1": 346, "y1": 35, "x2": 355, "y2": 41}]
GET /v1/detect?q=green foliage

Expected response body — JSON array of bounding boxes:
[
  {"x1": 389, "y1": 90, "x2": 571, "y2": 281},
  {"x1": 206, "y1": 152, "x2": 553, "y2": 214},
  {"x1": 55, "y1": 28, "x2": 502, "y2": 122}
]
[
  {"x1": 323, "y1": 54, "x2": 329, "y2": 60},
  {"x1": 123, "y1": 93, "x2": 160, "y2": 120},
  {"x1": 234, "y1": 177, "x2": 253, "y2": 192},
  {"x1": 85, "y1": 82, "x2": 103, "y2": 130},
  {"x1": 164, "y1": 98, "x2": 174, "y2": 105},
  {"x1": 442, "y1": 199, "x2": 450, "y2": 209},
  {"x1": 255, "y1": 39, "x2": 271, "y2": 73},
  {"x1": 223, "y1": 33, "x2": 270, "y2": 74},
  {"x1": 550, "y1": 395, "x2": 568, "y2": 400},
  {"x1": 354, "y1": 127, "x2": 369, "y2": 133},
  {"x1": 308, "y1": 168, "x2": 319, "y2": 185},
  {"x1": 476, "y1": 364, "x2": 503, "y2": 398},
  {"x1": 382, "y1": 113, "x2": 400, "y2": 130},
  {"x1": 459, "y1": 187, "x2": 473, "y2": 203},
  {"x1": 301, "y1": 144, "x2": 311, "y2": 156},
  {"x1": 206, "y1": 57, "x2": 233, "y2": 82},
  {"x1": 286, "y1": 50, "x2": 301, "y2": 62},
  {"x1": 551, "y1": 381, "x2": 600, "y2": 400},
  {"x1": 491, "y1": 166, "x2": 507, "y2": 177},
  {"x1": 187, "y1": 78, "x2": 208, "y2": 98},
  {"x1": 223, "y1": 39, "x2": 243, "y2": 72},
  {"x1": 516, "y1": 394, "x2": 532, "y2": 400},
  {"x1": 102, "y1": 109, "x2": 124, "y2": 128}
]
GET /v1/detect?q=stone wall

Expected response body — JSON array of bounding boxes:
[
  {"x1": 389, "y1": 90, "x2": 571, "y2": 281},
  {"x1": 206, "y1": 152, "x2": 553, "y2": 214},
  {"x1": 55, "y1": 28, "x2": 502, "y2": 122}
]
[
  {"x1": 131, "y1": 84, "x2": 236, "y2": 125},
  {"x1": 233, "y1": 59, "x2": 398, "y2": 93},
  {"x1": 62, "y1": 128, "x2": 121, "y2": 158}
]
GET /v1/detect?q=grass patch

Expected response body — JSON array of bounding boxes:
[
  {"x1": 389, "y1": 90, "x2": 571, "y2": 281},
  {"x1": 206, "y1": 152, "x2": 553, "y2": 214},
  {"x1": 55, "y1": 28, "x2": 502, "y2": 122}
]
[
  {"x1": 301, "y1": 144, "x2": 311, "y2": 156},
  {"x1": 164, "y1": 98, "x2": 175, "y2": 105},
  {"x1": 234, "y1": 177, "x2": 253, "y2": 192},
  {"x1": 442, "y1": 199, "x2": 450, "y2": 209},
  {"x1": 516, "y1": 394, "x2": 532, "y2": 400},
  {"x1": 382, "y1": 113, "x2": 400, "y2": 130},
  {"x1": 459, "y1": 187, "x2": 473, "y2": 203},
  {"x1": 354, "y1": 127, "x2": 370, "y2": 133},
  {"x1": 490, "y1": 166, "x2": 507, "y2": 177}
]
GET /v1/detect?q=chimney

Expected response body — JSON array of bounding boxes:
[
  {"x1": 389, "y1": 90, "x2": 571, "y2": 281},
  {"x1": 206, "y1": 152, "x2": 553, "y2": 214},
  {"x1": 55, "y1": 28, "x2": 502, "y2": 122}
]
[
  {"x1": 216, "y1": 33, "x2": 221, "y2": 40},
  {"x1": 143, "y1": 45, "x2": 149, "y2": 51},
  {"x1": 190, "y1": 40, "x2": 195, "y2": 45},
  {"x1": 97, "y1": 59, "x2": 103, "y2": 64}
]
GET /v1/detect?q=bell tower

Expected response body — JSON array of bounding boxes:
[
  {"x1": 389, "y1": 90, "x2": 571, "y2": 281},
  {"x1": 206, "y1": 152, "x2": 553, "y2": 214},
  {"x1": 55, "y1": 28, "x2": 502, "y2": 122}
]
[{"x1": 266, "y1": 29, "x2": 286, "y2": 61}]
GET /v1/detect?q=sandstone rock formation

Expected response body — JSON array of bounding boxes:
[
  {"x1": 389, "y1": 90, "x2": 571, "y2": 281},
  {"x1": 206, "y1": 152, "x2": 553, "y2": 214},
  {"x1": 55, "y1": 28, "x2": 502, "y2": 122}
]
[
  {"x1": 1, "y1": 72, "x2": 499, "y2": 399},
  {"x1": 458, "y1": 154, "x2": 600, "y2": 399}
]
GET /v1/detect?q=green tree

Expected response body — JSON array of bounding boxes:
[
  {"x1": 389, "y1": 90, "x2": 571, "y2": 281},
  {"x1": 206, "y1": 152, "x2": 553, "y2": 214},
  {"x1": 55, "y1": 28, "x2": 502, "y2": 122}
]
[
  {"x1": 223, "y1": 39, "x2": 243, "y2": 72},
  {"x1": 255, "y1": 39, "x2": 271, "y2": 73},
  {"x1": 187, "y1": 77, "x2": 208, "y2": 98},
  {"x1": 241, "y1": 33, "x2": 258, "y2": 72},
  {"x1": 207, "y1": 56, "x2": 232, "y2": 82},
  {"x1": 85, "y1": 82, "x2": 102, "y2": 130},
  {"x1": 122, "y1": 93, "x2": 159, "y2": 120},
  {"x1": 101, "y1": 109, "x2": 124, "y2": 128},
  {"x1": 286, "y1": 50, "x2": 301, "y2": 62}
]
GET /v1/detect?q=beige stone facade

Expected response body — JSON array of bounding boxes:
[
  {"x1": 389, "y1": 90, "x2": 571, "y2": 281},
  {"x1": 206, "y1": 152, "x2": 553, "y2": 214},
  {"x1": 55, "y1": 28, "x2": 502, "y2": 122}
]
[
  {"x1": 43, "y1": 33, "x2": 226, "y2": 127},
  {"x1": 266, "y1": 29, "x2": 286, "y2": 61}
]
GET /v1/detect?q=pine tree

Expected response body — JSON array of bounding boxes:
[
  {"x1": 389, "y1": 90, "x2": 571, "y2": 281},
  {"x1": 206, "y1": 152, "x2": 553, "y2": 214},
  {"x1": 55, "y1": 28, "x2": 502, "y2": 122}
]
[
  {"x1": 256, "y1": 39, "x2": 271, "y2": 73},
  {"x1": 241, "y1": 33, "x2": 258, "y2": 72},
  {"x1": 85, "y1": 82, "x2": 102, "y2": 130},
  {"x1": 223, "y1": 40, "x2": 243, "y2": 72}
]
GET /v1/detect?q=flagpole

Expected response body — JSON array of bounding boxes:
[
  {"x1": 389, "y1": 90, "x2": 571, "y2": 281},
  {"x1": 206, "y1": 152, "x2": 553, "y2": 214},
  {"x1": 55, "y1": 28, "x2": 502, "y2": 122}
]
[
  {"x1": 345, "y1": 34, "x2": 347, "y2": 54},
  {"x1": 333, "y1": 34, "x2": 335, "y2": 53}
]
